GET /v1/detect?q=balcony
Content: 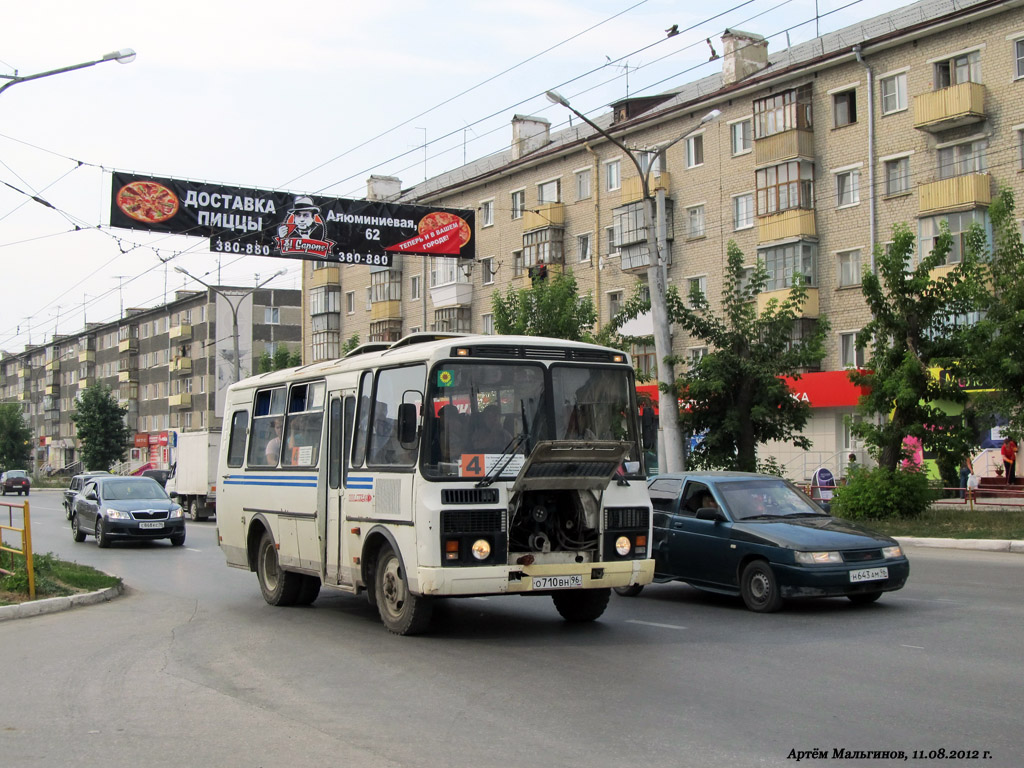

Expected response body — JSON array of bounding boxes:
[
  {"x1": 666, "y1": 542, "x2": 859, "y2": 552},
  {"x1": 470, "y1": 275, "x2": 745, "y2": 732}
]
[
  {"x1": 18, "y1": 391, "x2": 30, "y2": 401},
  {"x1": 430, "y1": 282, "x2": 473, "y2": 309},
  {"x1": 757, "y1": 209, "x2": 817, "y2": 243},
  {"x1": 522, "y1": 202, "x2": 565, "y2": 231},
  {"x1": 756, "y1": 286, "x2": 820, "y2": 318},
  {"x1": 168, "y1": 393, "x2": 192, "y2": 408},
  {"x1": 754, "y1": 129, "x2": 815, "y2": 167},
  {"x1": 311, "y1": 265, "x2": 340, "y2": 287},
  {"x1": 913, "y1": 82, "x2": 986, "y2": 133},
  {"x1": 78, "y1": 377, "x2": 94, "y2": 390},
  {"x1": 370, "y1": 299, "x2": 403, "y2": 321},
  {"x1": 78, "y1": 350, "x2": 95, "y2": 363},
  {"x1": 118, "y1": 370, "x2": 139, "y2": 383},
  {"x1": 45, "y1": 384, "x2": 59, "y2": 396},
  {"x1": 619, "y1": 172, "x2": 672, "y2": 205},
  {"x1": 169, "y1": 323, "x2": 191, "y2": 341},
  {"x1": 170, "y1": 357, "x2": 192, "y2": 374},
  {"x1": 118, "y1": 337, "x2": 138, "y2": 353},
  {"x1": 45, "y1": 359, "x2": 60, "y2": 372},
  {"x1": 18, "y1": 366, "x2": 30, "y2": 378},
  {"x1": 918, "y1": 173, "x2": 991, "y2": 215}
]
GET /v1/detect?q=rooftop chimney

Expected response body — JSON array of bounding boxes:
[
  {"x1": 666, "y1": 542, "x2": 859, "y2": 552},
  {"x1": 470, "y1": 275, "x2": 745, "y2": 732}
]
[
  {"x1": 366, "y1": 175, "x2": 402, "y2": 201},
  {"x1": 722, "y1": 29, "x2": 768, "y2": 86},
  {"x1": 511, "y1": 115, "x2": 550, "y2": 160}
]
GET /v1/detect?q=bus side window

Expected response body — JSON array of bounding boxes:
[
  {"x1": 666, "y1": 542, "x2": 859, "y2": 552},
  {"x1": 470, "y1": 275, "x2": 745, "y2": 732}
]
[
  {"x1": 351, "y1": 371, "x2": 373, "y2": 467},
  {"x1": 367, "y1": 365, "x2": 425, "y2": 468},
  {"x1": 343, "y1": 396, "x2": 355, "y2": 485},
  {"x1": 328, "y1": 399, "x2": 341, "y2": 489},
  {"x1": 248, "y1": 387, "x2": 286, "y2": 467},
  {"x1": 226, "y1": 410, "x2": 248, "y2": 468}
]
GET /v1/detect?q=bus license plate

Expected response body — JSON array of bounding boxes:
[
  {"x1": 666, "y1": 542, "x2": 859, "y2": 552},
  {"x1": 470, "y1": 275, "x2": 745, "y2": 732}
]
[
  {"x1": 849, "y1": 566, "x2": 888, "y2": 583},
  {"x1": 532, "y1": 575, "x2": 583, "y2": 590},
  {"x1": 139, "y1": 522, "x2": 164, "y2": 529}
]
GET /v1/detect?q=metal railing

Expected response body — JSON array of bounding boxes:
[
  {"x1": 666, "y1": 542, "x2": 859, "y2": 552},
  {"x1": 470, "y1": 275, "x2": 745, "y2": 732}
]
[{"x1": 0, "y1": 500, "x2": 34, "y2": 599}]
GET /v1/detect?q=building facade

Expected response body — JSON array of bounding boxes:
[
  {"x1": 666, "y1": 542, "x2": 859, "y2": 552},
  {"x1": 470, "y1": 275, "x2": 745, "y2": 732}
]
[
  {"x1": 302, "y1": 0, "x2": 1024, "y2": 480},
  {"x1": 1, "y1": 287, "x2": 301, "y2": 473}
]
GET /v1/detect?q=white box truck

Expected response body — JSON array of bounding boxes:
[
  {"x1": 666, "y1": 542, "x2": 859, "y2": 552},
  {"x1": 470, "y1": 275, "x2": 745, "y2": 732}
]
[{"x1": 166, "y1": 430, "x2": 221, "y2": 521}]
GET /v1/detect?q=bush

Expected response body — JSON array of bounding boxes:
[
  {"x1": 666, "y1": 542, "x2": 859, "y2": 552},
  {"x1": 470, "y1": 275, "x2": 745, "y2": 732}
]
[{"x1": 831, "y1": 466, "x2": 938, "y2": 520}]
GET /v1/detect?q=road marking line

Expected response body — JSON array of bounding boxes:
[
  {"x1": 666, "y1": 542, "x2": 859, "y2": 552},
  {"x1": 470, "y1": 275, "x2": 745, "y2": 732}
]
[
  {"x1": 626, "y1": 619, "x2": 687, "y2": 630},
  {"x1": 901, "y1": 644, "x2": 925, "y2": 649},
  {"x1": 186, "y1": 548, "x2": 202, "y2": 553}
]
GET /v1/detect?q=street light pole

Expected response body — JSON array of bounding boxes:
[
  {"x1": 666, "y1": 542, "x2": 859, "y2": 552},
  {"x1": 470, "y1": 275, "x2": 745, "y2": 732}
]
[
  {"x1": 174, "y1": 267, "x2": 286, "y2": 384},
  {"x1": 0, "y1": 49, "x2": 136, "y2": 97},
  {"x1": 546, "y1": 90, "x2": 719, "y2": 474}
]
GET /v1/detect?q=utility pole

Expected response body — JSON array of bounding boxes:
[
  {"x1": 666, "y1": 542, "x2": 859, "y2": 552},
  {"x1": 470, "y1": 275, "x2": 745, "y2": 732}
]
[{"x1": 546, "y1": 90, "x2": 719, "y2": 473}]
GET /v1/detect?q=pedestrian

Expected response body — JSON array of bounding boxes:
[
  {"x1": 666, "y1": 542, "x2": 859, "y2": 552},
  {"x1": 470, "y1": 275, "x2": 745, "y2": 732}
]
[
  {"x1": 959, "y1": 449, "x2": 974, "y2": 499},
  {"x1": 1001, "y1": 437, "x2": 1018, "y2": 485}
]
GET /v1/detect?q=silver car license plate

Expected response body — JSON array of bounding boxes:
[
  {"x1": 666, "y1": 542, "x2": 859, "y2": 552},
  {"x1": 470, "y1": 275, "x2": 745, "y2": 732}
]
[{"x1": 849, "y1": 566, "x2": 888, "y2": 583}]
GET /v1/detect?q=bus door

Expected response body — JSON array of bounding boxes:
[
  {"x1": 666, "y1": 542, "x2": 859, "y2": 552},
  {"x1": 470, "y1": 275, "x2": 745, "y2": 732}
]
[{"x1": 325, "y1": 392, "x2": 356, "y2": 586}]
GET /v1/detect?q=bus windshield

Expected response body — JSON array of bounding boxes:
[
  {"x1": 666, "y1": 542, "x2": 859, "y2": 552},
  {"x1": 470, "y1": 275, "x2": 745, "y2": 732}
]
[{"x1": 421, "y1": 361, "x2": 639, "y2": 479}]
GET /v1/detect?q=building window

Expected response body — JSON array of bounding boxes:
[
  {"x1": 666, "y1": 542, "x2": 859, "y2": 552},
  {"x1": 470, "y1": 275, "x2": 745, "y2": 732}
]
[
  {"x1": 369, "y1": 319, "x2": 403, "y2": 342},
  {"x1": 481, "y1": 199, "x2": 494, "y2": 227},
  {"x1": 264, "y1": 307, "x2": 280, "y2": 325},
  {"x1": 884, "y1": 156, "x2": 911, "y2": 195},
  {"x1": 605, "y1": 160, "x2": 620, "y2": 192},
  {"x1": 638, "y1": 150, "x2": 663, "y2": 176},
  {"x1": 512, "y1": 249, "x2": 524, "y2": 277},
  {"x1": 577, "y1": 233, "x2": 592, "y2": 263},
  {"x1": 687, "y1": 205, "x2": 705, "y2": 238},
  {"x1": 575, "y1": 169, "x2": 591, "y2": 200},
  {"x1": 1016, "y1": 39, "x2": 1024, "y2": 80},
  {"x1": 938, "y1": 139, "x2": 986, "y2": 180},
  {"x1": 410, "y1": 274, "x2": 421, "y2": 301},
  {"x1": 511, "y1": 190, "x2": 525, "y2": 219},
  {"x1": 310, "y1": 286, "x2": 340, "y2": 314},
  {"x1": 833, "y1": 89, "x2": 857, "y2": 127},
  {"x1": 730, "y1": 119, "x2": 752, "y2": 155},
  {"x1": 753, "y1": 84, "x2": 813, "y2": 139},
  {"x1": 688, "y1": 347, "x2": 708, "y2": 367},
  {"x1": 537, "y1": 179, "x2": 560, "y2": 204},
  {"x1": 312, "y1": 332, "x2": 340, "y2": 361},
  {"x1": 733, "y1": 193, "x2": 754, "y2": 230},
  {"x1": 688, "y1": 276, "x2": 707, "y2": 308},
  {"x1": 880, "y1": 72, "x2": 907, "y2": 114},
  {"x1": 756, "y1": 160, "x2": 814, "y2": 215},
  {"x1": 370, "y1": 269, "x2": 402, "y2": 302},
  {"x1": 433, "y1": 307, "x2": 472, "y2": 333},
  {"x1": 837, "y1": 249, "x2": 862, "y2": 288},
  {"x1": 1019, "y1": 129, "x2": 1024, "y2": 170},
  {"x1": 345, "y1": 291, "x2": 355, "y2": 314},
  {"x1": 919, "y1": 209, "x2": 987, "y2": 266},
  {"x1": 522, "y1": 227, "x2": 563, "y2": 268},
  {"x1": 481, "y1": 257, "x2": 495, "y2": 285},
  {"x1": 840, "y1": 332, "x2": 866, "y2": 368},
  {"x1": 760, "y1": 241, "x2": 816, "y2": 290},
  {"x1": 481, "y1": 313, "x2": 494, "y2": 335},
  {"x1": 685, "y1": 133, "x2": 704, "y2": 168},
  {"x1": 631, "y1": 343, "x2": 655, "y2": 377},
  {"x1": 934, "y1": 50, "x2": 981, "y2": 89},
  {"x1": 835, "y1": 168, "x2": 860, "y2": 207},
  {"x1": 431, "y1": 256, "x2": 470, "y2": 287},
  {"x1": 607, "y1": 291, "x2": 623, "y2": 320}
]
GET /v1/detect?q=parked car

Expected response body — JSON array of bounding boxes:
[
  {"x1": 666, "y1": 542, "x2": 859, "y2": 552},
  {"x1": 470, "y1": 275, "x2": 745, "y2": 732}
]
[
  {"x1": 71, "y1": 475, "x2": 185, "y2": 548},
  {"x1": 1, "y1": 470, "x2": 31, "y2": 496},
  {"x1": 616, "y1": 472, "x2": 909, "y2": 612},
  {"x1": 141, "y1": 468, "x2": 171, "y2": 488},
  {"x1": 63, "y1": 471, "x2": 112, "y2": 519}
]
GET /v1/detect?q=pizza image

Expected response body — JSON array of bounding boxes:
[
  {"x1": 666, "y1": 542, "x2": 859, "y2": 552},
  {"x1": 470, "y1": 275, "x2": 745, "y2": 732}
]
[
  {"x1": 116, "y1": 181, "x2": 180, "y2": 224},
  {"x1": 418, "y1": 211, "x2": 471, "y2": 247}
]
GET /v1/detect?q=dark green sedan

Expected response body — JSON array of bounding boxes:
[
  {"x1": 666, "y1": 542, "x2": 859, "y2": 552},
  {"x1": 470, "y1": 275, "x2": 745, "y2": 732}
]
[{"x1": 616, "y1": 472, "x2": 909, "y2": 612}]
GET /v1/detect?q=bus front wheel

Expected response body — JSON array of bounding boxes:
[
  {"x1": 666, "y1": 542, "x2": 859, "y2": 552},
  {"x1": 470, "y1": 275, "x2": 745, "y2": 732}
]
[
  {"x1": 375, "y1": 545, "x2": 433, "y2": 635},
  {"x1": 552, "y1": 588, "x2": 610, "y2": 622},
  {"x1": 257, "y1": 531, "x2": 301, "y2": 606}
]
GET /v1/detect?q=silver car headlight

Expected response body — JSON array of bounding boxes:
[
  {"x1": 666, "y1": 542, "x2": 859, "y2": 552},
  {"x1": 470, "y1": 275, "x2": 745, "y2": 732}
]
[
  {"x1": 169, "y1": 506, "x2": 184, "y2": 519},
  {"x1": 882, "y1": 545, "x2": 903, "y2": 559},
  {"x1": 105, "y1": 508, "x2": 130, "y2": 520},
  {"x1": 794, "y1": 550, "x2": 843, "y2": 565}
]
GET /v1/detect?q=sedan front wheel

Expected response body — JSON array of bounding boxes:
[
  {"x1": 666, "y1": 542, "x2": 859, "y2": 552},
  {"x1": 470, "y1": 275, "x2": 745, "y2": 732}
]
[{"x1": 740, "y1": 561, "x2": 783, "y2": 613}]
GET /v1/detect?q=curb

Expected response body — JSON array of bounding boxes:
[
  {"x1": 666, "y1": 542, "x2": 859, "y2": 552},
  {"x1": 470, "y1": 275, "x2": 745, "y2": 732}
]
[
  {"x1": 0, "y1": 581, "x2": 125, "y2": 622},
  {"x1": 896, "y1": 536, "x2": 1024, "y2": 553}
]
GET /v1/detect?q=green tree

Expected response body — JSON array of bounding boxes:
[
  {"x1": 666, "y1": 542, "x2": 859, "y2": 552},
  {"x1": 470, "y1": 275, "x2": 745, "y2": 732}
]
[
  {"x1": 257, "y1": 344, "x2": 304, "y2": 373},
  {"x1": 616, "y1": 241, "x2": 828, "y2": 472},
  {"x1": 71, "y1": 384, "x2": 132, "y2": 471},
  {"x1": 0, "y1": 403, "x2": 32, "y2": 470},
  {"x1": 850, "y1": 221, "x2": 986, "y2": 471},
  {"x1": 341, "y1": 333, "x2": 361, "y2": 355},
  {"x1": 492, "y1": 269, "x2": 596, "y2": 340}
]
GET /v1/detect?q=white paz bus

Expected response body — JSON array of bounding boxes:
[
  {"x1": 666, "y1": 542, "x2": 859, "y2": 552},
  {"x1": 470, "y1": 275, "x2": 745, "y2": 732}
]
[{"x1": 217, "y1": 333, "x2": 654, "y2": 634}]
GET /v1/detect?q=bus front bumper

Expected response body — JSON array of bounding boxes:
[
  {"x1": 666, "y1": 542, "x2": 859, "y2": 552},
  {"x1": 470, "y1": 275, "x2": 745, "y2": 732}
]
[{"x1": 415, "y1": 558, "x2": 654, "y2": 597}]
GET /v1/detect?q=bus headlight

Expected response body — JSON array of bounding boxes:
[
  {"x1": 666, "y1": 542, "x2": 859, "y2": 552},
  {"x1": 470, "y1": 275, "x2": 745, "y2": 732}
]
[
  {"x1": 471, "y1": 539, "x2": 491, "y2": 560},
  {"x1": 615, "y1": 536, "x2": 631, "y2": 556}
]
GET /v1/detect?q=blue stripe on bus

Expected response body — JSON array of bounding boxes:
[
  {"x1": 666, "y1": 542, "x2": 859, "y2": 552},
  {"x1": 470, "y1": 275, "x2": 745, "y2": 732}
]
[
  {"x1": 347, "y1": 476, "x2": 374, "y2": 489},
  {"x1": 223, "y1": 477, "x2": 318, "y2": 488}
]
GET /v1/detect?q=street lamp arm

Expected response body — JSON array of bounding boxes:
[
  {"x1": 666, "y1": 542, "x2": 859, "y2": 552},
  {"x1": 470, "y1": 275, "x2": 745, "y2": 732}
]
[{"x1": 0, "y1": 49, "x2": 135, "y2": 97}]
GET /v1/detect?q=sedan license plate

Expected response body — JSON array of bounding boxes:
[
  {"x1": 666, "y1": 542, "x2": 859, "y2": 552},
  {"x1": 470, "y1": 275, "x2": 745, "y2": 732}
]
[
  {"x1": 138, "y1": 521, "x2": 164, "y2": 530},
  {"x1": 849, "y1": 566, "x2": 888, "y2": 583},
  {"x1": 532, "y1": 574, "x2": 583, "y2": 590}
]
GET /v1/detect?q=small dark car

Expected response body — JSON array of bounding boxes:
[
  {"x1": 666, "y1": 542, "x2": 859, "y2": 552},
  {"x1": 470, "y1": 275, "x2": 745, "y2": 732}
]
[
  {"x1": 71, "y1": 476, "x2": 185, "y2": 548},
  {"x1": 617, "y1": 472, "x2": 909, "y2": 612},
  {"x1": 1, "y1": 470, "x2": 31, "y2": 496},
  {"x1": 141, "y1": 468, "x2": 171, "y2": 488},
  {"x1": 63, "y1": 471, "x2": 112, "y2": 519}
]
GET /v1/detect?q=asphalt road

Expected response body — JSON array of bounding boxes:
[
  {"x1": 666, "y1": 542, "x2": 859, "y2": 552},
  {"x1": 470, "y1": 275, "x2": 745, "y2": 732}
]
[{"x1": 2, "y1": 489, "x2": 1022, "y2": 768}]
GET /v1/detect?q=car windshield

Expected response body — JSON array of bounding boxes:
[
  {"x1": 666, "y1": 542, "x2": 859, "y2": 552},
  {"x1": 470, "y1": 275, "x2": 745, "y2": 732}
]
[
  {"x1": 716, "y1": 478, "x2": 826, "y2": 521},
  {"x1": 102, "y1": 479, "x2": 167, "y2": 501}
]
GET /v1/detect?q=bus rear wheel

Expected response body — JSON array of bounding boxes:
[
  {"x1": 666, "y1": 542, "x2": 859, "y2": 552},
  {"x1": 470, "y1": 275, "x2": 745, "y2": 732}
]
[
  {"x1": 257, "y1": 531, "x2": 301, "y2": 606},
  {"x1": 552, "y1": 588, "x2": 610, "y2": 622},
  {"x1": 375, "y1": 545, "x2": 432, "y2": 635}
]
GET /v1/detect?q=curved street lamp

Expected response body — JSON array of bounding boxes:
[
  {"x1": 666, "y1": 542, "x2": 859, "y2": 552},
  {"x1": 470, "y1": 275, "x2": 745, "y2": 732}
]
[
  {"x1": 0, "y1": 49, "x2": 136, "y2": 97},
  {"x1": 174, "y1": 267, "x2": 287, "y2": 384},
  {"x1": 546, "y1": 90, "x2": 720, "y2": 473}
]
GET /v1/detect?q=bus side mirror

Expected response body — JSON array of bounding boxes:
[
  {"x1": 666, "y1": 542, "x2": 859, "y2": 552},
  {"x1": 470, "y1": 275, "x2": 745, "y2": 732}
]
[{"x1": 397, "y1": 403, "x2": 418, "y2": 446}]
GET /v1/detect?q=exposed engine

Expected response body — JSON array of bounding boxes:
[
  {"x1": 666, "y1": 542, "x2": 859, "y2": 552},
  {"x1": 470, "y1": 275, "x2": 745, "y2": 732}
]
[{"x1": 508, "y1": 489, "x2": 600, "y2": 553}]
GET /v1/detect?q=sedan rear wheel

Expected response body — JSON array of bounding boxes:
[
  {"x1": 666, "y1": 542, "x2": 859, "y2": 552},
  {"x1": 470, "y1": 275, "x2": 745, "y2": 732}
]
[{"x1": 740, "y1": 561, "x2": 783, "y2": 613}]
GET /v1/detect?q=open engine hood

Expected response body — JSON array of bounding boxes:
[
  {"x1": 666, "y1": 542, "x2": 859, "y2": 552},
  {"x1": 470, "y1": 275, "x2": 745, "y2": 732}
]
[{"x1": 510, "y1": 440, "x2": 630, "y2": 494}]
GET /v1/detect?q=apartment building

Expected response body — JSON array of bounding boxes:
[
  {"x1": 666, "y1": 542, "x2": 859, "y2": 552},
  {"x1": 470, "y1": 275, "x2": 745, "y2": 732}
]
[
  {"x1": 1, "y1": 286, "x2": 301, "y2": 473},
  {"x1": 301, "y1": 0, "x2": 1024, "y2": 477}
]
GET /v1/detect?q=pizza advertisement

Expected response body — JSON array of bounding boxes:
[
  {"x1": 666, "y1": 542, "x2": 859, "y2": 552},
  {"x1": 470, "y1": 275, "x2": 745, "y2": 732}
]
[{"x1": 108, "y1": 171, "x2": 475, "y2": 265}]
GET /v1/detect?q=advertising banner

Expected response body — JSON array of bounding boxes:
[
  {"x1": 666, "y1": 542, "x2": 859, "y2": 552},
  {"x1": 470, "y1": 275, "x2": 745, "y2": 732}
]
[{"x1": 109, "y1": 172, "x2": 474, "y2": 267}]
